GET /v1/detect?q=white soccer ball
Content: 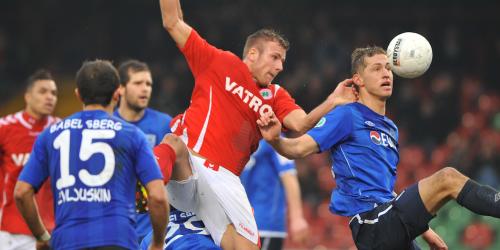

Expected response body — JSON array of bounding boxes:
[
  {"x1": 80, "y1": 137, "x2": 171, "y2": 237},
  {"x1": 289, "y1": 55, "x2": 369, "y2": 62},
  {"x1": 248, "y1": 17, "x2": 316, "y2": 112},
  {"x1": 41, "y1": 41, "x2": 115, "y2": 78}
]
[{"x1": 386, "y1": 32, "x2": 433, "y2": 79}]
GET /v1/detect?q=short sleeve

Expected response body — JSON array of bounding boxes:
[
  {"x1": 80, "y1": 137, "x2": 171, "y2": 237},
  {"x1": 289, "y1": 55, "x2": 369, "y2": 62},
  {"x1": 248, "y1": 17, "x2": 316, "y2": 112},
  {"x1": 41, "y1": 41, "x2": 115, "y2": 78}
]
[
  {"x1": 181, "y1": 29, "x2": 222, "y2": 77},
  {"x1": 307, "y1": 105, "x2": 353, "y2": 152},
  {"x1": 272, "y1": 86, "x2": 301, "y2": 123},
  {"x1": 19, "y1": 132, "x2": 50, "y2": 190},
  {"x1": 134, "y1": 130, "x2": 163, "y2": 185}
]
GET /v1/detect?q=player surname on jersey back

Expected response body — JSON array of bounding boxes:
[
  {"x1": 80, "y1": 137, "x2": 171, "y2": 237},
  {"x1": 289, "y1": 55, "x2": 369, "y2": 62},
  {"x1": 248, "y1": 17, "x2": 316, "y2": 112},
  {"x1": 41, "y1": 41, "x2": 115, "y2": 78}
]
[{"x1": 50, "y1": 118, "x2": 123, "y2": 133}]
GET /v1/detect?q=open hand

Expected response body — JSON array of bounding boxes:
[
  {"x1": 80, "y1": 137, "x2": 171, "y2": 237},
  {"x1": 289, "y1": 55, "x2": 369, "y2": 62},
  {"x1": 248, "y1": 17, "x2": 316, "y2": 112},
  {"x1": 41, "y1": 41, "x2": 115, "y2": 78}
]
[{"x1": 328, "y1": 78, "x2": 358, "y2": 107}]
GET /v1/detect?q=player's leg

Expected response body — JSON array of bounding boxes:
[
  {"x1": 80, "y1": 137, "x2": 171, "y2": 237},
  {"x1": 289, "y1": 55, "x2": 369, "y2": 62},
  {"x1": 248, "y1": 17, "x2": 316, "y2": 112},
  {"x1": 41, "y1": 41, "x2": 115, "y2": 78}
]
[
  {"x1": 260, "y1": 236, "x2": 283, "y2": 250},
  {"x1": 418, "y1": 167, "x2": 500, "y2": 216},
  {"x1": 192, "y1": 160, "x2": 259, "y2": 250},
  {"x1": 155, "y1": 133, "x2": 192, "y2": 181},
  {"x1": 220, "y1": 224, "x2": 259, "y2": 250},
  {"x1": 156, "y1": 133, "x2": 198, "y2": 213}
]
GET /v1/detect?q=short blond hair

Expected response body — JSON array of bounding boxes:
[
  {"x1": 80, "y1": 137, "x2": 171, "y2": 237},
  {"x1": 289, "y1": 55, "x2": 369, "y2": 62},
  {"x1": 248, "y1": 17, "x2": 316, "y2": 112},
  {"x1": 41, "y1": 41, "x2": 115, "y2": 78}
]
[
  {"x1": 351, "y1": 46, "x2": 386, "y2": 75},
  {"x1": 242, "y1": 29, "x2": 289, "y2": 58}
]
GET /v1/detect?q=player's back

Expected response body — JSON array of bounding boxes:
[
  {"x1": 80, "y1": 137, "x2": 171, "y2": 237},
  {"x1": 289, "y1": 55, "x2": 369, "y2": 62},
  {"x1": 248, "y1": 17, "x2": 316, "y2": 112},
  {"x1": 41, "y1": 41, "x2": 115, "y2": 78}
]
[{"x1": 20, "y1": 110, "x2": 163, "y2": 249}]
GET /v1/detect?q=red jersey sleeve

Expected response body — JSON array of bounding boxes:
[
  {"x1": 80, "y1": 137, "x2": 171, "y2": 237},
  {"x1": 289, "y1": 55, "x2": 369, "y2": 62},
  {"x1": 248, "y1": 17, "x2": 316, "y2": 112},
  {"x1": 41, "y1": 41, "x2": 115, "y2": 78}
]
[
  {"x1": 272, "y1": 85, "x2": 302, "y2": 123},
  {"x1": 180, "y1": 29, "x2": 222, "y2": 77}
]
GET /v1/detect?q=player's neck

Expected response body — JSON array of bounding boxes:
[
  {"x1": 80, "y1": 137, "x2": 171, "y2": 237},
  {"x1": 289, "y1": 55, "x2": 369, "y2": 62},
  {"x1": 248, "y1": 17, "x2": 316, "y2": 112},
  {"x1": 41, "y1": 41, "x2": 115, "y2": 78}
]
[
  {"x1": 357, "y1": 96, "x2": 386, "y2": 116},
  {"x1": 84, "y1": 104, "x2": 114, "y2": 115},
  {"x1": 117, "y1": 104, "x2": 145, "y2": 122}
]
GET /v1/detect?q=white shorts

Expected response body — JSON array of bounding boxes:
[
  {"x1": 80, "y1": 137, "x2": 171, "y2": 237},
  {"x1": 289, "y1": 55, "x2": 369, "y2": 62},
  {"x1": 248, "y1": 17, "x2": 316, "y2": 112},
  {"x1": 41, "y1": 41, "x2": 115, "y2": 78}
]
[
  {"x1": 0, "y1": 231, "x2": 36, "y2": 250},
  {"x1": 166, "y1": 153, "x2": 258, "y2": 246}
]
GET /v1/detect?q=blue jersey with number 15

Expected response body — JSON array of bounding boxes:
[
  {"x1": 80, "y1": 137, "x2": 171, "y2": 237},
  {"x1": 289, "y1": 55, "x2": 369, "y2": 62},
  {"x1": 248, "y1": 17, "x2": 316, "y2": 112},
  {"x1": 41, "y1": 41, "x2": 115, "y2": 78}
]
[{"x1": 19, "y1": 110, "x2": 163, "y2": 250}]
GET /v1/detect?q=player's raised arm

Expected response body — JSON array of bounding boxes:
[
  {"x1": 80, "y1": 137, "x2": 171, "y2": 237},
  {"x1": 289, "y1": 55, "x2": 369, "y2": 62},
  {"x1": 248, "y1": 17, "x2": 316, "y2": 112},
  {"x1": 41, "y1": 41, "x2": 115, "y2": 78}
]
[
  {"x1": 283, "y1": 78, "x2": 356, "y2": 134},
  {"x1": 159, "y1": 0, "x2": 192, "y2": 48}
]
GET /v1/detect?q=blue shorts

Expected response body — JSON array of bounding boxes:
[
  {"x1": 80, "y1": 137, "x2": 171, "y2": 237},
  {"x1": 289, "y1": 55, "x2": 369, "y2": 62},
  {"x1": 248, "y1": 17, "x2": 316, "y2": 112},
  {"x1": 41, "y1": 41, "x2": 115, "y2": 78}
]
[{"x1": 349, "y1": 184, "x2": 434, "y2": 250}]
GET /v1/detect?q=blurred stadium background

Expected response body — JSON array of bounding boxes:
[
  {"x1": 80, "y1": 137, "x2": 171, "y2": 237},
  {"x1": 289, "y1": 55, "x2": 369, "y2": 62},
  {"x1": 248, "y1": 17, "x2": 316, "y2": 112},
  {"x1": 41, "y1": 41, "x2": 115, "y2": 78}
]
[{"x1": 1, "y1": 0, "x2": 499, "y2": 249}]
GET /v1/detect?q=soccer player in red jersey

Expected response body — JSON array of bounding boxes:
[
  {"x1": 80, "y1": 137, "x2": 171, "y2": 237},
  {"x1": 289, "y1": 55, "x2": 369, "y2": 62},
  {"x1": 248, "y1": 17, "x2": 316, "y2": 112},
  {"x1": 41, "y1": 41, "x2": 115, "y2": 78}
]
[
  {"x1": 155, "y1": 0, "x2": 356, "y2": 249},
  {"x1": 0, "y1": 70, "x2": 58, "y2": 249}
]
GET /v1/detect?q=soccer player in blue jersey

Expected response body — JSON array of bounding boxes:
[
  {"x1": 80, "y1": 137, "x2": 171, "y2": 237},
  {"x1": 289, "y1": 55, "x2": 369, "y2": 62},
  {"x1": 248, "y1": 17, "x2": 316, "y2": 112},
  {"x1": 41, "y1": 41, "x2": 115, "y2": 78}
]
[
  {"x1": 140, "y1": 207, "x2": 221, "y2": 250},
  {"x1": 13, "y1": 60, "x2": 169, "y2": 250},
  {"x1": 114, "y1": 59, "x2": 173, "y2": 243},
  {"x1": 241, "y1": 139, "x2": 308, "y2": 250},
  {"x1": 258, "y1": 46, "x2": 500, "y2": 250}
]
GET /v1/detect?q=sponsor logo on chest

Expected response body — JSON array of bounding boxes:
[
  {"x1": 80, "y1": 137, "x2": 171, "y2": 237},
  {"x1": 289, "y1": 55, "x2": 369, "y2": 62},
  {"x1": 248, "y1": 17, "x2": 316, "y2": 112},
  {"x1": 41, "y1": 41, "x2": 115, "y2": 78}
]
[
  {"x1": 225, "y1": 77, "x2": 273, "y2": 116},
  {"x1": 369, "y1": 131, "x2": 397, "y2": 150}
]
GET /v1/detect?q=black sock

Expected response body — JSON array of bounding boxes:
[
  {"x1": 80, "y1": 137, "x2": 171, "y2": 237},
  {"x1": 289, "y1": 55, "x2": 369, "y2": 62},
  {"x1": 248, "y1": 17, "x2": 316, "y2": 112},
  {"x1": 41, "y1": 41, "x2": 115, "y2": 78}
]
[{"x1": 456, "y1": 179, "x2": 500, "y2": 218}]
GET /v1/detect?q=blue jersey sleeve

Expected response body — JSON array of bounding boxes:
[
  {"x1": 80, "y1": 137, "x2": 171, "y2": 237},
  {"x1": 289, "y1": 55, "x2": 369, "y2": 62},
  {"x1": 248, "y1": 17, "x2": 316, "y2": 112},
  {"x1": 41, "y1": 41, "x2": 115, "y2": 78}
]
[
  {"x1": 134, "y1": 129, "x2": 163, "y2": 185},
  {"x1": 307, "y1": 105, "x2": 353, "y2": 152},
  {"x1": 19, "y1": 131, "x2": 49, "y2": 190}
]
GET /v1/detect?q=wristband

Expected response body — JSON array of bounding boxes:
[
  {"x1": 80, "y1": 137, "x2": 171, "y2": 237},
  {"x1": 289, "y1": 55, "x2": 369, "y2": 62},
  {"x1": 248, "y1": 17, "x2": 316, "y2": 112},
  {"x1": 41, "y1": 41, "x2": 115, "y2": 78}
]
[{"x1": 36, "y1": 231, "x2": 51, "y2": 242}]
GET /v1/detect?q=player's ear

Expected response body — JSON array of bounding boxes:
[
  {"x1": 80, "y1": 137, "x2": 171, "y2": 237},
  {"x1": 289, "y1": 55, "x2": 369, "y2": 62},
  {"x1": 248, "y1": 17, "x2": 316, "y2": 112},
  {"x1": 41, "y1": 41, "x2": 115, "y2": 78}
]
[
  {"x1": 352, "y1": 73, "x2": 364, "y2": 87},
  {"x1": 247, "y1": 47, "x2": 259, "y2": 62},
  {"x1": 112, "y1": 88, "x2": 120, "y2": 102},
  {"x1": 118, "y1": 84, "x2": 125, "y2": 96}
]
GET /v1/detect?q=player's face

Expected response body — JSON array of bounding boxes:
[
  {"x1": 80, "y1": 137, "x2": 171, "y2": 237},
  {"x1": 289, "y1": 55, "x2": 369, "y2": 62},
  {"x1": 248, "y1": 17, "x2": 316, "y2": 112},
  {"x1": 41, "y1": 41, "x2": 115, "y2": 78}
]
[
  {"x1": 25, "y1": 80, "x2": 58, "y2": 118},
  {"x1": 251, "y1": 41, "x2": 286, "y2": 87},
  {"x1": 358, "y1": 54, "x2": 393, "y2": 100},
  {"x1": 121, "y1": 70, "x2": 153, "y2": 112}
]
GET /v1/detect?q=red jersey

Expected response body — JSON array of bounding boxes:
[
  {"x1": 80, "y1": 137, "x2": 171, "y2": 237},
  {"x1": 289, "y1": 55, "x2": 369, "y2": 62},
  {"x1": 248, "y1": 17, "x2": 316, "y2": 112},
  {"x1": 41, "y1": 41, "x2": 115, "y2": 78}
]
[
  {"x1": 173, "y1": 30, "x2": 300, "y2": 175},
  {"x1": 0, "y1": 111, "x2": 58, "y2": 235}
]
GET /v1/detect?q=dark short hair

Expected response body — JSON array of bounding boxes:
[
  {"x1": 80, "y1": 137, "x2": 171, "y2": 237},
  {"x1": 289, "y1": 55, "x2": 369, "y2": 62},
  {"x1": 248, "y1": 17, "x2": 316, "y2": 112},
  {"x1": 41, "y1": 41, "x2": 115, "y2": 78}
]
[
  {"x1": 351, "y1": 46, "x2": 386, "y2": 75},
  {"x1": 26, "y1": 69, "x2": 54, "y2": 92},
  {"x1": 76, "y1": 60, "x2": 120, "y2": 106},
  {"x1": 118, "y1": 59, "x2": 150, "y2": 86},
  {"x1": 242, "y1": 28, "x2": 290, "y2": 58}
]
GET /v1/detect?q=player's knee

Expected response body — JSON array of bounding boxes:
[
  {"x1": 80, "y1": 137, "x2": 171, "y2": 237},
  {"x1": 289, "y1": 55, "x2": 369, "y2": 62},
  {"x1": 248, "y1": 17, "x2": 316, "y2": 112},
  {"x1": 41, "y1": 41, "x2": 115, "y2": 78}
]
[
  {"x1": 161, "y1": 134, "x2": 187, "y2": 157},
  {"x1": 433, "y1": 167, "x2": 463, "y2": 190}
]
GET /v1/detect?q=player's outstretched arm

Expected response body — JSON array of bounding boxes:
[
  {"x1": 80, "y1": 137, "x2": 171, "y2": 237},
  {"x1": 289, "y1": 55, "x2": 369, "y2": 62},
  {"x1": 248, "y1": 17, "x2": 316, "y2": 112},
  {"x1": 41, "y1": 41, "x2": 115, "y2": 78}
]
[
  {"x1": 283, "y1": 78, "x2": 356, "y2": 134},
  {"x1": 159, "y1": 0, "x2": 192, "y2": 48},
  {"x1": 257, "y1": 112, "x2": 319, "y2": 159},
  {"x1": 144, "y1": 179, "x2": 170, "y2": 249},
  {"x1": 14, "y1": 181, "x2": 51, "y2": 247}
]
